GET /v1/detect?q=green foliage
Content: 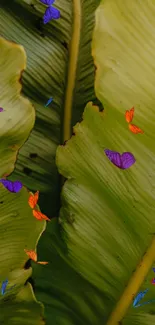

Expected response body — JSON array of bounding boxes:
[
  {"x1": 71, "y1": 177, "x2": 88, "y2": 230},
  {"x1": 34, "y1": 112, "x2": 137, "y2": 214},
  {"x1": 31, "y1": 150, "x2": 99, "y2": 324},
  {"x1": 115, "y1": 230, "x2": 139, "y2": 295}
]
[
  {"x1": 35, "y1": 99, "x2": 155, "y2": 324},
  {"x1": 0, "y1": 0, "x2": 100, "y2": 217},
  {"x1": 35, "y1": 0, "x2": 155, "y2": 323},
  {"x1": 0, "y1": 37, "x2": 45, "y2": 324},
  {"x1": 2, "y1": 0, "x2": 155, "y2": 324}
]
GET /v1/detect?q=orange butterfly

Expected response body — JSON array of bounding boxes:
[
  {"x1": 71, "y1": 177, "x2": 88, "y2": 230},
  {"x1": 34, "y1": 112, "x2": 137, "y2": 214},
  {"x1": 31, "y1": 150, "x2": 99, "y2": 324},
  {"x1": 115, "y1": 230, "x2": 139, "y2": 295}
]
[
  {"x1": 24, "y1": 249, "x2": 37, "y2": 262},
  {"x1": 32, "y1": 209, "x2": 50, "y2": 221},
  {"x1": 128, "y1": 124, "x2": 144, "y2": 134},
  {"x1": 125, "y1": 107, "x2": 134, "y2": 123},
  {"x1": 24, "y1": 249, "x2": 48, "y2": 265},
  {"x1": 28, "y1": 191, "x2": 39, "y2": 209},
  {"x1": 125, "y1": 107, "x2": 144, "y2": 134}
]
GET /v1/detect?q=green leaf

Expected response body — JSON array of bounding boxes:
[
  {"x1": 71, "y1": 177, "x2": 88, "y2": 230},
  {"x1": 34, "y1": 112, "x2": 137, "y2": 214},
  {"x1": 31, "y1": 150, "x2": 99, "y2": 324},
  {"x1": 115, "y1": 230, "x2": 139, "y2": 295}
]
[
  {"x1": 0, "y1": 36, "x2": 35, "y2": 178},
  {"x1": 0, "y1": 0, "x2": 101, "y2": 216},
  {"x1": 35, "y1": 99, "x2": 155, "y2": 324},
  {"x1": 0, "y1": 35, "x2": 46, "y2": 324},
  {"x1": 37, "y1": 1, "x2": 155, "y2": 323}
]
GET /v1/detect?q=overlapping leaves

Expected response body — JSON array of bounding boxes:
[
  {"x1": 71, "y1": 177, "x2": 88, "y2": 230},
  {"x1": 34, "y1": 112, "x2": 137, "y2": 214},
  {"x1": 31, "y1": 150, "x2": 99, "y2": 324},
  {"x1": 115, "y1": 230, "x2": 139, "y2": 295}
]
[{"x1": 0, "y1": 0, "x2": 101, "y2": 216}]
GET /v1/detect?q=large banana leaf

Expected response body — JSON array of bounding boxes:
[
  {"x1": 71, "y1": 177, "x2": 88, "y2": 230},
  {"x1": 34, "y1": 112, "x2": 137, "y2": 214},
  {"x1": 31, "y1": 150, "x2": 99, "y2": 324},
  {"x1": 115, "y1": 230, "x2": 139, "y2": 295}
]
[
  {"x1": 0, "y1": 37, "x2": 45, "y2": 324},
  {"x1": 0, "y1": 0, "x2": 101, "y2": 216},
  {"x1": 34, "y1": 1, "x2": 155, "y2": 324},
  {"x1": 35, "y1": 100, "x2": 155, "y2": 324}
]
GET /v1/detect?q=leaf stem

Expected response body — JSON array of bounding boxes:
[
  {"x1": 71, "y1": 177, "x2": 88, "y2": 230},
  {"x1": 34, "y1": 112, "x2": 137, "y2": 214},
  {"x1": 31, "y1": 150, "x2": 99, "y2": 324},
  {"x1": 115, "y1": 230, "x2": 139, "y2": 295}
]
[
  {"x1": 106, "y1": 236, "x2": 155, "y2": 325},
  {"x1": 63, "y1": 0, "x2": 81, "y2": 142}
]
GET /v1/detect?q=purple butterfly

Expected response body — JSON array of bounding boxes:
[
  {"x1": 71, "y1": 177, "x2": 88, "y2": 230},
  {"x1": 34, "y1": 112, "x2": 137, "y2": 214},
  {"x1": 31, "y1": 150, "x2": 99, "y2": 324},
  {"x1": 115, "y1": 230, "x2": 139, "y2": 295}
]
[
  {"x1": 40, "y1": 0, "x2": 55, "y2": 4},
  {"x1": 43, "y1": 6, "x2": 60, "y2": 24},
  {"x1": 0, "y1": 179, "x2": 23, "y2": 193},
  {"x1": 104, "y1": 149, "x2": 136, "y2": 169}
]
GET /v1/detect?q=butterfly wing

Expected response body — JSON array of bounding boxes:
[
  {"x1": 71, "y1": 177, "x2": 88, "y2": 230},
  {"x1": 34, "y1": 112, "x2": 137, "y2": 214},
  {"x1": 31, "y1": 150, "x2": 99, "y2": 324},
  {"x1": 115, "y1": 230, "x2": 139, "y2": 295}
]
[
  {"x1": 43, "y1": 6, "x2": 60, "y2": 24},
  {"x1": 28, "y1": 191, "x2": 39, "y2": 209},
  {"x1": 129, "y1": 124, "x2": 144, "y2": 134},
  {"x1": 125, "y1": 107, "x2": 134, "y2": 123},
  {"x1": 1, "y1": 280, "x2": 8, "y2": 295},
  {"x1": 33, "y1": 210, "x2": 50, "y2": 221},
  {"x1": 104, "y1": 149, "x2": 122, "y2": 168},
  {"x1": 0, "y1": 179, "x2": 14, "y2": 192},
  {"x1": 32, "y1": 210, "x2": 42, "y2": 220},
  {"x1": 133, "y1": 289, "x2": 148, "y2": 307},
  {"x1": 44, "y1": 97, "x2": 53, "y2": 107},
  {"x1": 40, "y1": 0, "x2": 55, "y2": 4},
  {"x1": 24, "y1": 249, "x2": 37, "y2": 262},
  {"x1": 12, "y1": 181, "x2": 23, "y2": 193},
  {"x1": 0, "y1": 179, "x2": 22, "y2": 193},
  {"x1": 151, "y1": 278, "x2": 155, "y2": 284},
  {"x1": 121, "y1": 152, "x2": 136, "y2": 169}
]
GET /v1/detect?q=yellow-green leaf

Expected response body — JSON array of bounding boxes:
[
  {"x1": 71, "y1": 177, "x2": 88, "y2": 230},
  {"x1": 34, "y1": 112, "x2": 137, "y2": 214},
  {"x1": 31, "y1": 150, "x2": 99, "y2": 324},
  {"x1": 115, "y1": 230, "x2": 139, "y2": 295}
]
[
  {"x1": 0, "y1": 37, "x2": 35, "y2": 177},
  {"x1": 0, "y1": 36, "x2": 45, "y2": 325}
]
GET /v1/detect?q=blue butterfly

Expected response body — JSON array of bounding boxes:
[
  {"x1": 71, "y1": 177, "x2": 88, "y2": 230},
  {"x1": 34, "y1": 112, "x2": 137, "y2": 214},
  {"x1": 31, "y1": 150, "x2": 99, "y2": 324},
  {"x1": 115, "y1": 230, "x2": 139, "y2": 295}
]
[
  {"x1": 0, "y1": 179, "x2": 22, "y2": 193},
  {"x1": 133, "y1": 288, "x2": 149, "y2": 307},
  {"x1": 40, "y1": 0, "x2": 60, "y2": 24},
  {"x1": 133, "y1": 288, "x2": 155, "y2": 308},
  {"x1": 1, "y1": 279, "x2": 16, "y2": 295},
  {"x1": 44, "y1": 97, "x2": 53, "y2": 107}
]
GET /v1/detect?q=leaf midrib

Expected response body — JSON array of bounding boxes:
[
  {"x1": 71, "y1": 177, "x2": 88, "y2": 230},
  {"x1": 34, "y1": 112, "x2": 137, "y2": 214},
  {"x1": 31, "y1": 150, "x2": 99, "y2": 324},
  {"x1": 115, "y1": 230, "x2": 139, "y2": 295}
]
[
  {"x1": 63, "y1": 0, "x2": 81, "y2": 142},
  {"x1": 106, "y1": 236, "x2": 155, "y2": 325}
]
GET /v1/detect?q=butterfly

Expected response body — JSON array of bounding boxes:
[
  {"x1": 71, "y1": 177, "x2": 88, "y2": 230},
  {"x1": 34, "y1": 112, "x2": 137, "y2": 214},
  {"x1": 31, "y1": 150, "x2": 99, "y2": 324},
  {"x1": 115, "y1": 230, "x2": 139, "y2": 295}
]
[
  {"x1": 125, "y1": 107, "x2": 134, "y2": 123},
  {"x1": 28, "y1": 191, "x2": 39, "y2": 209},
  {"x1": 40, "y1": 0, "x2": 60, "y2": 24},
  {"x1": 0, "y1": 179, "x2": 23, "y2": 193},
  {"x1": 32, "y1": 209, "x2": 50, "y2": 221},
  {"x1": 1, "y1": 279, "x2": 16, "y2": 295},
  {"x1": 24, "y1": 249, "x2": 48, "y2": 265},
  {"x1": 133, "y1": 288, "x2": 149, "y2": 307},
  {"x1": 43, "y1": 6, "x2": 60, "y2": 24},
  {"x1": 1, "y1": 279, "x2": 9, "y2": 295},
  {"x1": 151, "y1": 278, "x2": 155, "y2": 284},
  {"x1": 125, "y1": 107, "x2": 144, "y2": 134},
  {"x1": 44, "y1": 97, "x2": 53, "y2": 107},
  {"x1": 104, "y1": 149, "x2": 136, "y2": 169}
]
